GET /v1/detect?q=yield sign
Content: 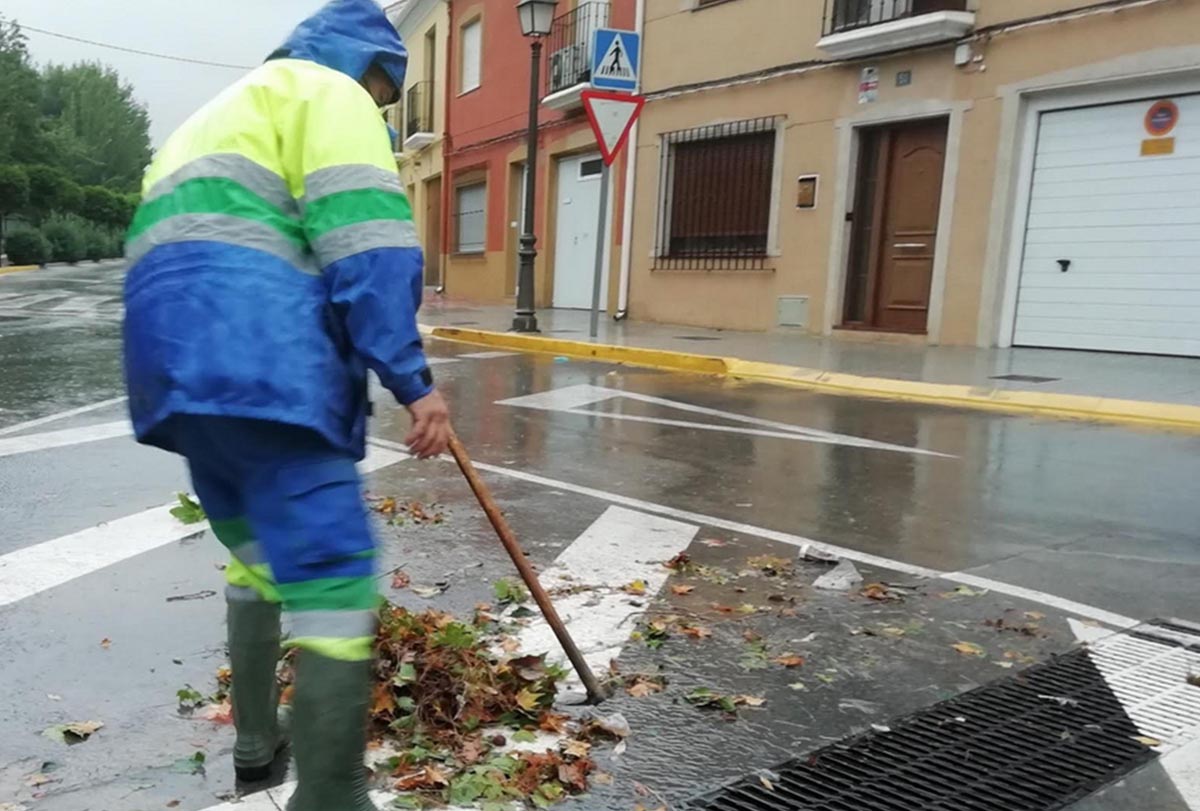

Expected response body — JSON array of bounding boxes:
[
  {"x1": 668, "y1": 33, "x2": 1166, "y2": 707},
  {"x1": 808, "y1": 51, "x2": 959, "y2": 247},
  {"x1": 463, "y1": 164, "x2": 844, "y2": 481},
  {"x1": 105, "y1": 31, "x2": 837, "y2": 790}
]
[{"x1": 581, "y1": 89, "x2": 645, "y2": 166}]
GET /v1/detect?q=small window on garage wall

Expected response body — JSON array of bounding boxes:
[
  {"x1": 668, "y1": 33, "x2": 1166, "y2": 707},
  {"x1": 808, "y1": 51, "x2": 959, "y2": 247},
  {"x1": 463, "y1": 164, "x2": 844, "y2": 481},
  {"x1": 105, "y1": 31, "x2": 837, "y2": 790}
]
[
  {"x1": 655, "y1": 117, "x2": 779, "y2": 270},
  {"x1": 455, "y1": 182, "x2": 486, "y2": 254},
  {"x1": 460, "y1": 19, "x2": 482, "y2": 93}
]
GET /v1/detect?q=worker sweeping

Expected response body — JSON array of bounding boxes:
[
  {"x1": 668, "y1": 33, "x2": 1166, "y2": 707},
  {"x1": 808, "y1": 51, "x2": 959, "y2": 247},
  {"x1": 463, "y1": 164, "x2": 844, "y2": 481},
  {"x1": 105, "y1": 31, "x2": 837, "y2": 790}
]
[{"x1": 122, "y1": 1, "x2": 449, "y2": 808}]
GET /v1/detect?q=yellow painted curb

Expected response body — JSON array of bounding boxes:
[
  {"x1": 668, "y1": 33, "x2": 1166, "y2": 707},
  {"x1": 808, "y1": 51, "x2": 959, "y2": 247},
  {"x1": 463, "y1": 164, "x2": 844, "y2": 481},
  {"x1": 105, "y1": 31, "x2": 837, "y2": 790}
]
[
  {"x1": 423, "y1": 325, "x2": 1200, "y2": 432},
  {"x1": 0, "y1": 264, "x2": 39, "y2": 276}
]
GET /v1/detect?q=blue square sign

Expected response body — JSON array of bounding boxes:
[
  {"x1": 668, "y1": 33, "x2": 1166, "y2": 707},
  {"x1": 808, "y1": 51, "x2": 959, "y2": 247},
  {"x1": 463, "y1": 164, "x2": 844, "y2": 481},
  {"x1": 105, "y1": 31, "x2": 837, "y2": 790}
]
[{"x1": 591, "y1": 28, "x2": 640, "y2": 92}]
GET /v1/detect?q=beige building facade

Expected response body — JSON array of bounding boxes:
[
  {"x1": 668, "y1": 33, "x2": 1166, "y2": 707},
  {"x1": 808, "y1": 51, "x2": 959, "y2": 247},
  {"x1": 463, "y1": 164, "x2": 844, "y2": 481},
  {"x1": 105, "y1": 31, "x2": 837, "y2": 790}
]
[
  {"x1": 388, "y1": 0, "x2": 450, "y2": 288},
  {"x1": 628, "y1": 0, "x2": 1200, "y2": 355}
]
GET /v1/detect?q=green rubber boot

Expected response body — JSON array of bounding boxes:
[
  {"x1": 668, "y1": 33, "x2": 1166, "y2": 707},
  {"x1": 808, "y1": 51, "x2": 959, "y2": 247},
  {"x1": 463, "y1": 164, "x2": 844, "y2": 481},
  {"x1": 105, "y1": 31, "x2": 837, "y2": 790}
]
[
  {"x1": 286, "y1": 650, "x2": 378, "y2": 811},
  {"x1": 227, "y1": 598, "x2": 287, "y2": 782}
]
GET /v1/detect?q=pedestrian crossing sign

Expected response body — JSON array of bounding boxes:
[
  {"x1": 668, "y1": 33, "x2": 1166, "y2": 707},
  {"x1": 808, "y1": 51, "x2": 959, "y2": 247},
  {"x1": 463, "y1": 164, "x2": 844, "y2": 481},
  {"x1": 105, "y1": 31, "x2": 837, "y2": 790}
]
[{"x1": 591, "y1": 28, "x2": 640, "y2": 92}]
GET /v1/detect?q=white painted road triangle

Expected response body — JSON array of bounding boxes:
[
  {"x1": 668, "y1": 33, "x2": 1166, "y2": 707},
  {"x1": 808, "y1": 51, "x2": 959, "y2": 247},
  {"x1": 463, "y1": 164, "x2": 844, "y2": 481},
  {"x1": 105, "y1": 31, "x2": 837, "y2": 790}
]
[{"x1": 511, "y1": 505, "x2": 699, "y2": 693}]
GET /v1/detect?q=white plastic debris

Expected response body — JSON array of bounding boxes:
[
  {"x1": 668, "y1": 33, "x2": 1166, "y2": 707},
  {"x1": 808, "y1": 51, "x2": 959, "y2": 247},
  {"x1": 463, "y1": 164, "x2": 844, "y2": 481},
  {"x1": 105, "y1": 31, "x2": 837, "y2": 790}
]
[
  {"x1": 813, "y1": 559, "x2": 862, "y2": 591},
  {"x1": 799, "y1": 543, "x2": 840, "y2": 565}
]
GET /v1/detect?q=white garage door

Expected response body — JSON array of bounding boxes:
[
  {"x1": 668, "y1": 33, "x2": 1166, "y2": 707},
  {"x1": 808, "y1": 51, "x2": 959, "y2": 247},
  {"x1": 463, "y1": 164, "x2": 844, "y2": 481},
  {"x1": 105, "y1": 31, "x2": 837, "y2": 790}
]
[{"x1": 1015, "y1": 94, "x2": 1200, "y2": 356}]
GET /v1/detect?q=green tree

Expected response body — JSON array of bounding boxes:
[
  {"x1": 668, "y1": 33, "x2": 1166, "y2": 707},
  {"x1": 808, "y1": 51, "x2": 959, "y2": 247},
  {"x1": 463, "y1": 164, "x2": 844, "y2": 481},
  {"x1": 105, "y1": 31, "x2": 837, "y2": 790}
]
[
  {"x1": 0, "y1": 164, "x2": 30, "y2": 253},
  {"x1": 24, "y1": 164, "x2": 72, "y2": 221},
  {"x1": 39, "y1": 62, "x2": 152, "y2": 192},
  {"x1": 42, "y1": 212, "x2": 88, "y2": 263},
  {"x1": 5, "y1": 226, "x2": 50, "y2": 266},
  {"x1": 0, "y1": 16, "x2": 49, "y2": 166},
  {"x1": 81, "y1": 185, "x2": 125, "y2": 228}
]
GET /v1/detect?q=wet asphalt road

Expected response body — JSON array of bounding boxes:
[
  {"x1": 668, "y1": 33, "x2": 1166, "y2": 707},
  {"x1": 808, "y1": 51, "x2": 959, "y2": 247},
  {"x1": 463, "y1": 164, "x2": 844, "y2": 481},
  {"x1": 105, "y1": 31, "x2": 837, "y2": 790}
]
[{"x1": 1, "y1": 262, "x2": 1198, "y2": 810}]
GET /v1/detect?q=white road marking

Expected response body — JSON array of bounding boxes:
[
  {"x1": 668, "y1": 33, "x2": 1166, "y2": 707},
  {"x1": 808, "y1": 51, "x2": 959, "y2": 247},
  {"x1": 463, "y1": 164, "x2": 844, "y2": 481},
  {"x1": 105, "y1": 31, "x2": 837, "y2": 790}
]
[
  {"x1": 427, "y1": 357, "x2": 462, "y2": 365},
  {"x1": 196, "y1": 503, "x2": 691, "y2": 811},
  {"x1": 1068, "y1": 616, "x2": 1117, "y2": 643},
  {"x1": 514, "y1": 505, "x2": 698, "y2": 691},
  {"x1": 0, "y1": 396, "x2": 128, "y2": 437},
  {"x1": 0, "y1": 444, "x2": 408, "y2": 608},
  {"x1": 460, "y1": 350, "x2": 519, "y2": 359},
  {"x1": 499, "y1": 384, "x2": 952, "y2": 457},
  {"x1": 0, "y1": 420, "x2": 132, "y2": 458},
  {"x1": 1165, "y1": 738, "x2": 1200, "y2": 810}
]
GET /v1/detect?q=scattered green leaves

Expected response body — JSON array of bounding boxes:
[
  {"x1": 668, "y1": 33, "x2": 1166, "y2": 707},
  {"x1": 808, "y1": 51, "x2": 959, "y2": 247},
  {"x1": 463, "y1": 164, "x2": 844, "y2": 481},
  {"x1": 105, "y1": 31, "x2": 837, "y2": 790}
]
[
  {"x1": 685, "y1": 688, "x2": 765, "y2": 714},
  {"x1": 169, "y1": 493, "x2": 205, "y2": 525},
  {"x1": 493, "y1": 578, "x2": 530, "y2": 605},
  {"x1": 41, "y1": 721, "x2": 103, "y2": 745}
]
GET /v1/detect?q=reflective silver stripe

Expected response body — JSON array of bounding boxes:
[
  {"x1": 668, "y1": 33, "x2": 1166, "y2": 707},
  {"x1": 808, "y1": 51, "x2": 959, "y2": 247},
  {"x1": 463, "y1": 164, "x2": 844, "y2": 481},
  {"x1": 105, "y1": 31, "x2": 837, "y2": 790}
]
[
  {"x1": 290, "y1": 609, "x2": 378, "y2": 640},
  {"x1": 302, "y1": 164, "x2": 403, "y2": 209},
  {"x1": 145, "y1": 153, "x2": 297, "y2": 214},
  {"x1": 226, "y1": 584, "x2": 266, "y2": 603},
  {"x1": 127, "y1": 213, "x2": 319, "y2": 275},
  {"x1": 312, "y1": 219, "x2": 420, "y2": 267},
  {"x1": 230, "y1": 541, "x2": 267, "y2": 567}
]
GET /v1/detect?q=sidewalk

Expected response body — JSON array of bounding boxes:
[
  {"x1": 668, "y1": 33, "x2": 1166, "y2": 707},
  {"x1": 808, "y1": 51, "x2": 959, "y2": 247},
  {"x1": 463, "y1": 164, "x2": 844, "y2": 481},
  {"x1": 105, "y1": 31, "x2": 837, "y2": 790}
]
[{"x1": 420, "y1": 300, "x2": 1200, "y2": 430}]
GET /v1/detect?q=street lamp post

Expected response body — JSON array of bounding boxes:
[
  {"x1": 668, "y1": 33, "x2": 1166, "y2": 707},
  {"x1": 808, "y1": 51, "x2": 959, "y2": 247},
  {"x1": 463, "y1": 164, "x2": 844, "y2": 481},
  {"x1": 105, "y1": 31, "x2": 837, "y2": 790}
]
[{"x1": 512, "y1": 0, "x2": 558, "y2": 333}]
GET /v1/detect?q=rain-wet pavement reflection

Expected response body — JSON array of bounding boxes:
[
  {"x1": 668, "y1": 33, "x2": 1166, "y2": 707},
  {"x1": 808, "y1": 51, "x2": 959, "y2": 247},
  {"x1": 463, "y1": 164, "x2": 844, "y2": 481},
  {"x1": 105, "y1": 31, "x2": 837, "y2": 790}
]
[{"x1": 2, "y1": 262, "x2": 1197, "y2": 810}]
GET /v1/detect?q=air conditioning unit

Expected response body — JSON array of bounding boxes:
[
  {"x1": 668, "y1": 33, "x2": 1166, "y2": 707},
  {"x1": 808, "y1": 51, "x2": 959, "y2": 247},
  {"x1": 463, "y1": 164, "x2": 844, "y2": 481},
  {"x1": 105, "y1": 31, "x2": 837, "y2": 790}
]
[{"x1": 549, "y1": 43, "x2": 588, "y2": 92}]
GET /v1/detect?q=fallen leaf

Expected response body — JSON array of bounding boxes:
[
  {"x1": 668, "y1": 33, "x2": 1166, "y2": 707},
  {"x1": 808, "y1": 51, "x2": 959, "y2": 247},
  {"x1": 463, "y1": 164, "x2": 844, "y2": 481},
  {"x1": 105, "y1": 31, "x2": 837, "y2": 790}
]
[
  {"x1": 879, "y1": 626, "x2": 907, "y2": 638},
  {"x1": 788, "y1": 682, "x2": 807, "y2": 691},
  {"x1": 166, "y1": 802, "x2": 181, "y2": 808},
  {"x1": 760, "y1": 776, "x2": 775, "y2": 791},
  {"x1": 737, "y1": 604, "x2": 757, "y2": 614},
  {"x1": 1025, "y1": 611, "x2": 1046, "y2": 621},
  {"x1": 711, "y1": 603, "x2": 735, "y2": 614},
  {"x1": 512, "y1": 729, "x2": 538, "y2": 744},
  {"x1": 953, "y1": 642, "x2": 986, "y2": 657},
  {"x1": 860, "y1": 583, "x2": 902, "y2": 602},
  {"x1": 197, "y1": 700, "x2": 233, "y2": 725},
  {"x1": 816, "y1": 673, "x2": 836, "y2": 684},
  {"x1": 169, "y1": 493, "x2": 206, "y2": 525},
  {"x1": 591, "y1": 771, "x2": 613, "y2": 785},
  {"x1": 100, "y1": 638, "x2": 111, "y2": 649},
  {"x1": 1133, "y1": 736, "x2": 1163, "y2": 747},
  {"x1": 738, "y1": 695, "x2": 767, "y2": 707},
  {"x1": 390, "y1": 571, "x2": 411, "y2": 589},
  {"x1": 25, "y1": 773, "x2": 55, "y2": 788},
  {"x1": 516, "y1": 687, "x2": 543, "y2": 712},
  {"x1": 622, "y1": 580, "x2": 648, "y2": 596},
  {"x1": 1187, "y1": 674, "x2": 1200, "y2": 688},
  {"x1": 42, "y1": 720, "x2": 103, "y2": 744},
  {"x1": 679, "y1": 625, "x2": 712, "y2": 640},
  {"x1": 411, "y1": 585, "x2": 444, "y2": 599},
  {"x1": 626, "y1": 679, "x2": 664, "y2": 698},
  {"x1": 562, "y1": 739, "x2": 591, "y2": 758},
  {"x1": 670, "y1": 584, "x2": 695, "y2": 596},
  {"x1": 941, "y1": 584, "x2": 987, "y2": 598},
  {"x1": 1003, "y1": 650, "x2": 1037, "y2": 665},
  {"x1": 663, "y1": 553, "x2": 691, "y2": 570},
  {"x1": 773, "y1": 654, "x2": 805, "y2": 668}
]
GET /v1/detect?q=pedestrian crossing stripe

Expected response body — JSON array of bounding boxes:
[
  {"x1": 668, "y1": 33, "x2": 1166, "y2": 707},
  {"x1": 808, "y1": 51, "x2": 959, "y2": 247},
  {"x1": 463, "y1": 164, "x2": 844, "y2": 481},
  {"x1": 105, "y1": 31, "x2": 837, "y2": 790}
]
[{"x1": 595, "y1": 33, "x2": 634, "y2": 82}]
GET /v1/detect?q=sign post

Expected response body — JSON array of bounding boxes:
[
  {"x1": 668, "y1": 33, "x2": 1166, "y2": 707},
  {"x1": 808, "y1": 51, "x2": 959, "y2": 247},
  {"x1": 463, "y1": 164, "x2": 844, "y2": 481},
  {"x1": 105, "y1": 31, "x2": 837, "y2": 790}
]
[{"x1": 581, "y1": 89, "x2": 644, "y2": 338}]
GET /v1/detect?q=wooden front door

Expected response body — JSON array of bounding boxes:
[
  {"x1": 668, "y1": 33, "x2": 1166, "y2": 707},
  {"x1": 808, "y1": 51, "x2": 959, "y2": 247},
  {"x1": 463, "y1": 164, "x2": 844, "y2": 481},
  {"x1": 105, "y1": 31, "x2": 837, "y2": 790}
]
[
  {"x1": 424, "y1": 176, "x2": 442, "y2": 287},
  {"x1": 843, "y1": 118, "x2": 948, "y2": 333}
]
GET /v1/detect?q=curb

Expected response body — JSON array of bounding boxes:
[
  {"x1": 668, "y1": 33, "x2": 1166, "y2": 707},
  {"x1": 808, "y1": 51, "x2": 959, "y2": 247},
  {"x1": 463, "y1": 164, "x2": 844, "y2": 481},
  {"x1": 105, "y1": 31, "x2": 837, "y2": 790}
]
[
  {"x1": 0, "y1": 265, "x2": 39, "y2": 276},
  {"x1": 421, "y1": 325, "x2": 1200, "y2": 432}
]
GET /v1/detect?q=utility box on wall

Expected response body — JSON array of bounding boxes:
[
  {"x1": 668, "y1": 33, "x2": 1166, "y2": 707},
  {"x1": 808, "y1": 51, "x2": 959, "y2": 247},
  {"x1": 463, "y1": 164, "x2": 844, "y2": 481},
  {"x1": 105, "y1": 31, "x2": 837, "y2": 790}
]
[{"x1": 777, "y1": 296, "x2": 809, "y2": 328}]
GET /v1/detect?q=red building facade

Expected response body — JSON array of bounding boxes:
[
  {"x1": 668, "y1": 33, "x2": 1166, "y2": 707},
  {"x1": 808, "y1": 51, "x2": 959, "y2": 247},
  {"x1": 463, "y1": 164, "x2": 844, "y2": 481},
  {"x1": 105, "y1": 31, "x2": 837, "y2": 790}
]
[{"x1": 440, "y1": 0, "x2": 635, "y2": 311}]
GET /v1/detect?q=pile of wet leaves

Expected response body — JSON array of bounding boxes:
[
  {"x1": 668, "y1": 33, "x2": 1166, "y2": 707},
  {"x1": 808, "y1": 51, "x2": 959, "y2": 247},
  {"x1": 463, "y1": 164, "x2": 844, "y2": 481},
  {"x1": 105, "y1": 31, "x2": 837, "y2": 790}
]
[
  {"x1": 311, "y1": 606, "x2": 611, "y2": 809},
  {"x1": 371, "y1": 496, "x2": 446, "y2": 526}
]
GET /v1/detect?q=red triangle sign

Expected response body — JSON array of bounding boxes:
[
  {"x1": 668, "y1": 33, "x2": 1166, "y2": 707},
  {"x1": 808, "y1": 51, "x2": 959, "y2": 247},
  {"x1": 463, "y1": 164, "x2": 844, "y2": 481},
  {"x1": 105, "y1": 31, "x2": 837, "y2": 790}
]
[{"x1": 582, "y1": 90, "x2": 645, "y2": 166}]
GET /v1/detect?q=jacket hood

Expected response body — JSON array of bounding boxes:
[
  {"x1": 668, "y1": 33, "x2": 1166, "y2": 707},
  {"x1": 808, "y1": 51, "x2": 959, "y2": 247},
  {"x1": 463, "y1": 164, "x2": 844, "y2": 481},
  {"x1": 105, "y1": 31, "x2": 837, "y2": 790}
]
[{"x1": 269, "y1": 0, "x2": 407, "y2": 93}]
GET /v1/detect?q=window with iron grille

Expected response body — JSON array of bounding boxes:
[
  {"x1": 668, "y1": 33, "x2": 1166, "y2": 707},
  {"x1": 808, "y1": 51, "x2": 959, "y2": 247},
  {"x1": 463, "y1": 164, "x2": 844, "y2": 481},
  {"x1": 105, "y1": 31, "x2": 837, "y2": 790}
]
[
  {"x1": 454, "y1": 182, "x2": 486, "y2": 254},
  {"x1": 655, "y1": 117, "x2": 778, "y2": 270}
]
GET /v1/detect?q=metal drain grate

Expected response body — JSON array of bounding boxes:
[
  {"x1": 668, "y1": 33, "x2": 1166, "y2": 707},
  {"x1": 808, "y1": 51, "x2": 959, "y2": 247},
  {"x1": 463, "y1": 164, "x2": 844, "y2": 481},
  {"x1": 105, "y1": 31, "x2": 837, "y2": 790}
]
[
  {"x1": 682, "y1": 643, "x2": 1179, "y2": 811},
  {"x1": 990, "y1": 374, "x2": 1061, "y2": 383}
]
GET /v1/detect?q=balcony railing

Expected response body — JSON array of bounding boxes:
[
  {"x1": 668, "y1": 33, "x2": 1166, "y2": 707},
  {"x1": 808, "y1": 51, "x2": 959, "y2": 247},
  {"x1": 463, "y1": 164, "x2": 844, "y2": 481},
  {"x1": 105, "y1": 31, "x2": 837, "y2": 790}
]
[
  {"x1": 403, "y1": 81, "x2": 435, "y2": 151},
  {"x1": 545, "y1": 1, "x2": 610, "y2": 98},
  {"x1": 405, "y1": 81, "x2": 434, "y2": 141},
  {"x1": 824, "y1": 0, "x2": 968, "y2": 35}
]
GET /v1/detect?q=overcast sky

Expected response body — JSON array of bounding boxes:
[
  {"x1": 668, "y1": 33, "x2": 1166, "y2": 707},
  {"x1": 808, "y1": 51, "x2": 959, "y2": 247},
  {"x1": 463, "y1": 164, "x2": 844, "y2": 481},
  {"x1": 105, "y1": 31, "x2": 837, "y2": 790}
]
[{"x1": 2, "y1": 0, "x2": 383, "y2": 146}]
